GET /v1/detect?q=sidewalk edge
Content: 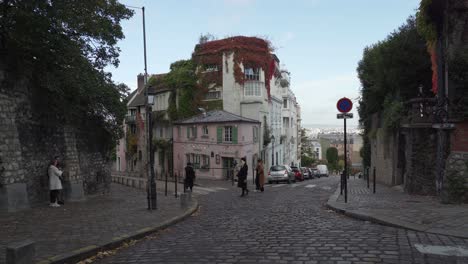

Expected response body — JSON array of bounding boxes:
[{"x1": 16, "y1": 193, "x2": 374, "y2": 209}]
[
  {"x1": 38, "y1": 199, "x2": 199, "y2": 264},
  {"x1": 325, "y1": 186, "x2": 468, "y2": 239}
]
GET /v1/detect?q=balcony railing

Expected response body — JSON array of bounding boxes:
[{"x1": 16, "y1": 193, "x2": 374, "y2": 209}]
[
  {"x1": 125, "y1": 115, "x2": 136, "y2": 124},
  {"x1": 402, "y1": 98, "x2": 436, "y2": 126}
]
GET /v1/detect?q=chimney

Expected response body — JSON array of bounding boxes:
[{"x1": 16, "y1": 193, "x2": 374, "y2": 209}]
[{"x1": 137, "y1": 73, "x2": 145, "y2": 93}]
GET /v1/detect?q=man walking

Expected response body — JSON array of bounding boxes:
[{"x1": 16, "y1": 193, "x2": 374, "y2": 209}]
[{"x1": 185, "y1": 162, "x2": 195, "y2": 192}]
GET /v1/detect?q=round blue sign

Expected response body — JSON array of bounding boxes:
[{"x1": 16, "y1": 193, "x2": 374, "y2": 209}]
[{"x1": 337, "y1": 97, "x2": 353, "y2": 113}]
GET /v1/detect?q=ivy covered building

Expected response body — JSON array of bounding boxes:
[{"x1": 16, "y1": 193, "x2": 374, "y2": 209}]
[{"x1": 114, "y1": 36, "x2": 302, "y2": 182}]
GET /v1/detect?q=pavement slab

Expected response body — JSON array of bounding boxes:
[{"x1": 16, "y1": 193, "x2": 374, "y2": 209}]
[
  {"x1": 0, "y1": 183, "x2": 198, "y2": 263},
  {"x1": 327, "y1": 177, "x2": 468, "y2": 239}
]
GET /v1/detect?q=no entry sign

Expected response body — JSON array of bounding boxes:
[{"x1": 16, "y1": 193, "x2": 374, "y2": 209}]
[{"x1": 336, "y1": 97, "x2": 353, "y2": 113}]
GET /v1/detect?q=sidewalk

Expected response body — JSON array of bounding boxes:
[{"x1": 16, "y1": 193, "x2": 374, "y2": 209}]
[
  {"x1": 327, "y1": 177, "x2": 468, "y2": 238},
  {"x1": 0, "y1": 183, "x2": 198, "y2": 264}
]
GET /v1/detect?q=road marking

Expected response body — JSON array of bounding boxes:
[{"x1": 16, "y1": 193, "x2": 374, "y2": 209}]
[
  {"x1": 212, "y1": 187, "x2": 228, "y2": 191},
  {"x1": 321, "y1": 186, "x2": 332, "y2": 190},
  {"x1": 414, "y1": 244, "x2": 468, "y2": 257},
  {"x1": 272, "y1": 184, "x2": 286, "y2": 188},
  {"x1": 305, "y1": 184, "x2": 316, "y2": 188},
  {"x1": 195, "y1": 186, "x2": 219, "y2": 192},
  {"x1": 290, "y1": 184, "x2": 299, "y2": 188}
]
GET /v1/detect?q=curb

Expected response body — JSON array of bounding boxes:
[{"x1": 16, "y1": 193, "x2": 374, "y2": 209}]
[
  {"x1": 37, "y1": 199, "x2": 199, "y2": 264},
  {"x1": 325, "y1": 186, "x2": 468, "y2": 239}
]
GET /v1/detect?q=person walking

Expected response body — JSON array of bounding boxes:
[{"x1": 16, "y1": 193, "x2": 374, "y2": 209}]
[
  {"x1": 184, "y1": 162, "x2": 196, "y2": 192},
  {"x1": 48, "y1": 156, "x2": 63, "y2": 207},
  {"x1": 237, "y1": 157, "x2": 249, "y2": 197},
  {"x1": 256, "y1": 159, "x2": 265, "y2": 192}
]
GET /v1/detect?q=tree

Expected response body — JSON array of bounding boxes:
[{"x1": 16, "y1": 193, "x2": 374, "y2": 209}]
[
  {"x1": 326, "y1": 147, "x2": 338, "y2": 171},
  {"x1": 357, "y1": 16, "x2": 432, "y2": 166},
  {"x1": 301, "y1": 155, "x2": 315, "y2": 167},
  {"x1": 1, "y1": 0, "x2": 133, "y2": 146}
]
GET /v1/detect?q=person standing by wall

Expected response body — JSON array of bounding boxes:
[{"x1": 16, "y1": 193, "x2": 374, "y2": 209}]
[
  {"x1": 256, "y1": 159, "x2": 265, "y2": 192},
  {"x1": 48, "y1": 156, "x2": 63, "y2": 207},
  {"x1": 237, "y1": 157, "x2": 249, "y2": 197}
]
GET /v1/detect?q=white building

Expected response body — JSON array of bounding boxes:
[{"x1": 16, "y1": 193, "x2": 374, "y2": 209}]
[{"x1": 194, "y1": 36, "x2": 302, "y2": 170}]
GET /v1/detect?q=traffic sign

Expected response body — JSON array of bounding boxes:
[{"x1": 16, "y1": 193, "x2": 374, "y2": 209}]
[
  {"x1": 337, "y1": 113, "x2": 353, "y2": 119},
  {"x1": 337, "y1": 97, "x2": 353, "y2": 113}
]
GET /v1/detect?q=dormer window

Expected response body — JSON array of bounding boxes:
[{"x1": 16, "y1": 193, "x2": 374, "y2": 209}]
[{"x1": 204, "y1": 64, "x2": 219, "y2": 72}]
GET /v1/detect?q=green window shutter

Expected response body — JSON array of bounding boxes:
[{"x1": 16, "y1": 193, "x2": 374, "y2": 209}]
[
  {"x1": 187, "y1": 127, "x2": 190, "y2": 139},
  {"x1": 217, "y1": 127, "x2": 222, "y2": 143},
  {"x1": 193, "y1": 126, "x2": 197, "y2": 138},
  {"x1": 232, "y1": 126, "x2": 238, "y2": 144}
]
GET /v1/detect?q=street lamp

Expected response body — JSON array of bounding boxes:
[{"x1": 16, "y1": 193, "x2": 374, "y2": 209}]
[
  {"x1": 125, "y1": 5, "x2": 155, "y2": 210},
  {"x1": 271, "y1": 135, "x2": 275, "y2": 166}
]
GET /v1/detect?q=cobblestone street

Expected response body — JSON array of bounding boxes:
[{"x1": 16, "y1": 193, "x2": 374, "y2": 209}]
[{"x1": 96, "y1": 177, "x2": 468, "y2": 264}]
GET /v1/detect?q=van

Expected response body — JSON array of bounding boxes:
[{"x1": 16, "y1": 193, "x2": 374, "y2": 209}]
[{"x1": 316, "y1": 165, "x2": 329, "y2": 177}]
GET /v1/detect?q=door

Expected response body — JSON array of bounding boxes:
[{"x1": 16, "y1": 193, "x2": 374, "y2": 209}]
[{"x1": 222, "y1": 157, "x2": 234, "y2": 180}]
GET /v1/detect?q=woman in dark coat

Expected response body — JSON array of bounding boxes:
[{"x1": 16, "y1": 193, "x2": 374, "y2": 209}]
[
  {"x1": 185, "y1": 162, "x2": 195, "y2": 192},
  {"x1": 237, "y1": 157, "x2": 249, "y2": 196}
]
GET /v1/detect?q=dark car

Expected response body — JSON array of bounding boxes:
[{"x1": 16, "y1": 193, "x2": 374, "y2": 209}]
[{"x1": 290, "y1": 166, "x2": 304, "y2": 181}]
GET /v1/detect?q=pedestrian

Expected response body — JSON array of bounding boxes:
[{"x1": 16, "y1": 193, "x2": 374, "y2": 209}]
[
  {"x1": 48, "y1": 156, "x2": 63, "y2": 207},
  {"x1": 256, "y1": 159, "x2": 265, "y2": 192},
  {"x1": 185, "y1": 162, "x2": 195, "y2": 192},
  {"x1": 237, "y1": 157, "x2": 249, "y2": 197}
]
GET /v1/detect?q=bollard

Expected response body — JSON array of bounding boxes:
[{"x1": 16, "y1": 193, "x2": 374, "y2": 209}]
[
  {"x1": 340, "y1": 171, "x2": 343, "y2": 195},
  {"x1": 373, "y1": 167, "x2": 376, "y2": 194},
  {"x1": 367, "y1": 167, "x2": 370, "y2": 189},
  {"x1": 7, "y1": 240, "x2": 35, "y2": 264},
  {"x1": 175, "y1": 172, "x2": 178, "y2": 198},
  {"x1": 165, "y1": 171, "x2": 168, "y2": 196},
  {"x1": 180, "y1": 193, "x2": 188, "y2": 208}
]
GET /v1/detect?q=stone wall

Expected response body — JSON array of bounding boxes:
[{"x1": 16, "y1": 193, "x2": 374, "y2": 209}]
[
  {"x1": 445, "y1": 151, "x2": 468, "y2": 202},
  {"x1": 0, "y1": 64, "x2": 111, "y2": 212},
  {"x1": 405, "y1": 128, "x2": 437, "y2": 195},
  {"x1": 370, "y1": 129, "x2": 400, "y2": 186}
]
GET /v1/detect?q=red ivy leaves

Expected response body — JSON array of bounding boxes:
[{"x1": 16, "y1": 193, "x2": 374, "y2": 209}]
[{"x1": 193, "y1": 36, "x2": 276, "y2": 99}]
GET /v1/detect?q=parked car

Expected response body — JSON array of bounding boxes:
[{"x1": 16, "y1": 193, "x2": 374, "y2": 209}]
[
  {"x1": 307, "y1": 168, "x2": 315, "y2": 179},
  {"x1": 268, "y1": 165, "x2": 296, "y2": 184},
  {"x1": 290, "y1": 166, "x2": 304, "y2": 181},
  {"x1": 310, "y1": 168, "x2": 318, "y2": 178},
  {"x1": 316, "y1": 165, "x2": 329, "y2": 177},
  {"x1": 301, "y1": 167, "x2": 310, "y2": 179}
]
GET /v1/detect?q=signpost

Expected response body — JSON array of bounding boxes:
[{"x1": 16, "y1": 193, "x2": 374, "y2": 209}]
[{"x1": 336, "y1": 97, "x2": 353, "y2": 203}]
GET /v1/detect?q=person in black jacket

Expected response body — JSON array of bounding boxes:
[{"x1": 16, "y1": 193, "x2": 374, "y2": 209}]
[
  {"x1": 185, "y1": 162, "x2": 196, "y2": 192},
  {"x1": 237, "y1": 157, "x2": 249, "y2": 197}
]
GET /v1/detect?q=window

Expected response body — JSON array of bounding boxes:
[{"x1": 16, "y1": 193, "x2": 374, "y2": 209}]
[
  {"x1": 130, "y1": 109, "x2": 137, "y2": 116},
  {"x1": 204, "y1": 64, "x2": 219, "y2": 72},
  {"x1": 253, "y1": 126, "x2": 259, "y2": 143},
  {"x1": 206, "y1": 91, "x2": 221, "y2": 100},
  {"x1": 186, "y1": 153, "x2": 209, "y2": 169},
  {"x1": 130, "y1": 124, "x2": 136, "y2": 134},
  {"x1": 283, "y1": 99, "x2": 288, "y2": 108},
  {"x1": 244, "y1": 81, "x2": 263, "y2": 97},
  {"x1": 224, "y1": 126, "x2": 232, "y2": 142},
  {"x1": 244, "y1": 68, "x2": 260, "y2": 80},
  {"x1": 203, "y1": 126, "x2": 209, "y2": 135},
  {"x1": 159, "y1": 127, "x2": 163, "y2": 137},
  {"x1": 187, "y1": 126, "x2": 197, "y2": 139}
]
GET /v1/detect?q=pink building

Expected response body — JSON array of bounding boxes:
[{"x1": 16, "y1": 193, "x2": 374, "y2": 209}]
[{"x1": 173, "y1": 110, "x2": 261, "y2": 180}]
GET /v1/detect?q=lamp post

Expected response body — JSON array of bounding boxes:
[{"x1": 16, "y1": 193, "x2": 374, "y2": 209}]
[
  {"x1": 271, "y1": 135, "x2": 276, "y2": 166},
  {"x1": 125, "y1": 5, "x2": 155, "y2": 210}
]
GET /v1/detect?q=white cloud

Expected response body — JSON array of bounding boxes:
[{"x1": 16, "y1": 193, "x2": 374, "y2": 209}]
[{"x1": 293, "y1": 73, "x2": 361, "y2": 126}]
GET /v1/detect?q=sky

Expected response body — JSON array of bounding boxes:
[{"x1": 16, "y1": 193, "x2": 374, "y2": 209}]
[{"x1": 108, "y1": 0, "x2": 421, "y2": 127}]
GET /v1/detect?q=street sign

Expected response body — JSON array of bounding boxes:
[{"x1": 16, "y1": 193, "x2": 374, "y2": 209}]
[
  {"x1": 337, "y1": 113, "x2": 354, "y2": 119},
  {"x1": 337, "y1": 97, "x2": 353, "y2": 113}
]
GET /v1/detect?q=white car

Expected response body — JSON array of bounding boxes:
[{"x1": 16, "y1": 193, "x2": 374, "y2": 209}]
[{"x1": 316, "y1": 165, "x2": 329, "y2": 177}]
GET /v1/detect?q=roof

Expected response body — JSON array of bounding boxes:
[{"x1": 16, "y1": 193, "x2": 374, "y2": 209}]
[{"x1": 173, "y1": 110, "x2": 260, "y2": 125}]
